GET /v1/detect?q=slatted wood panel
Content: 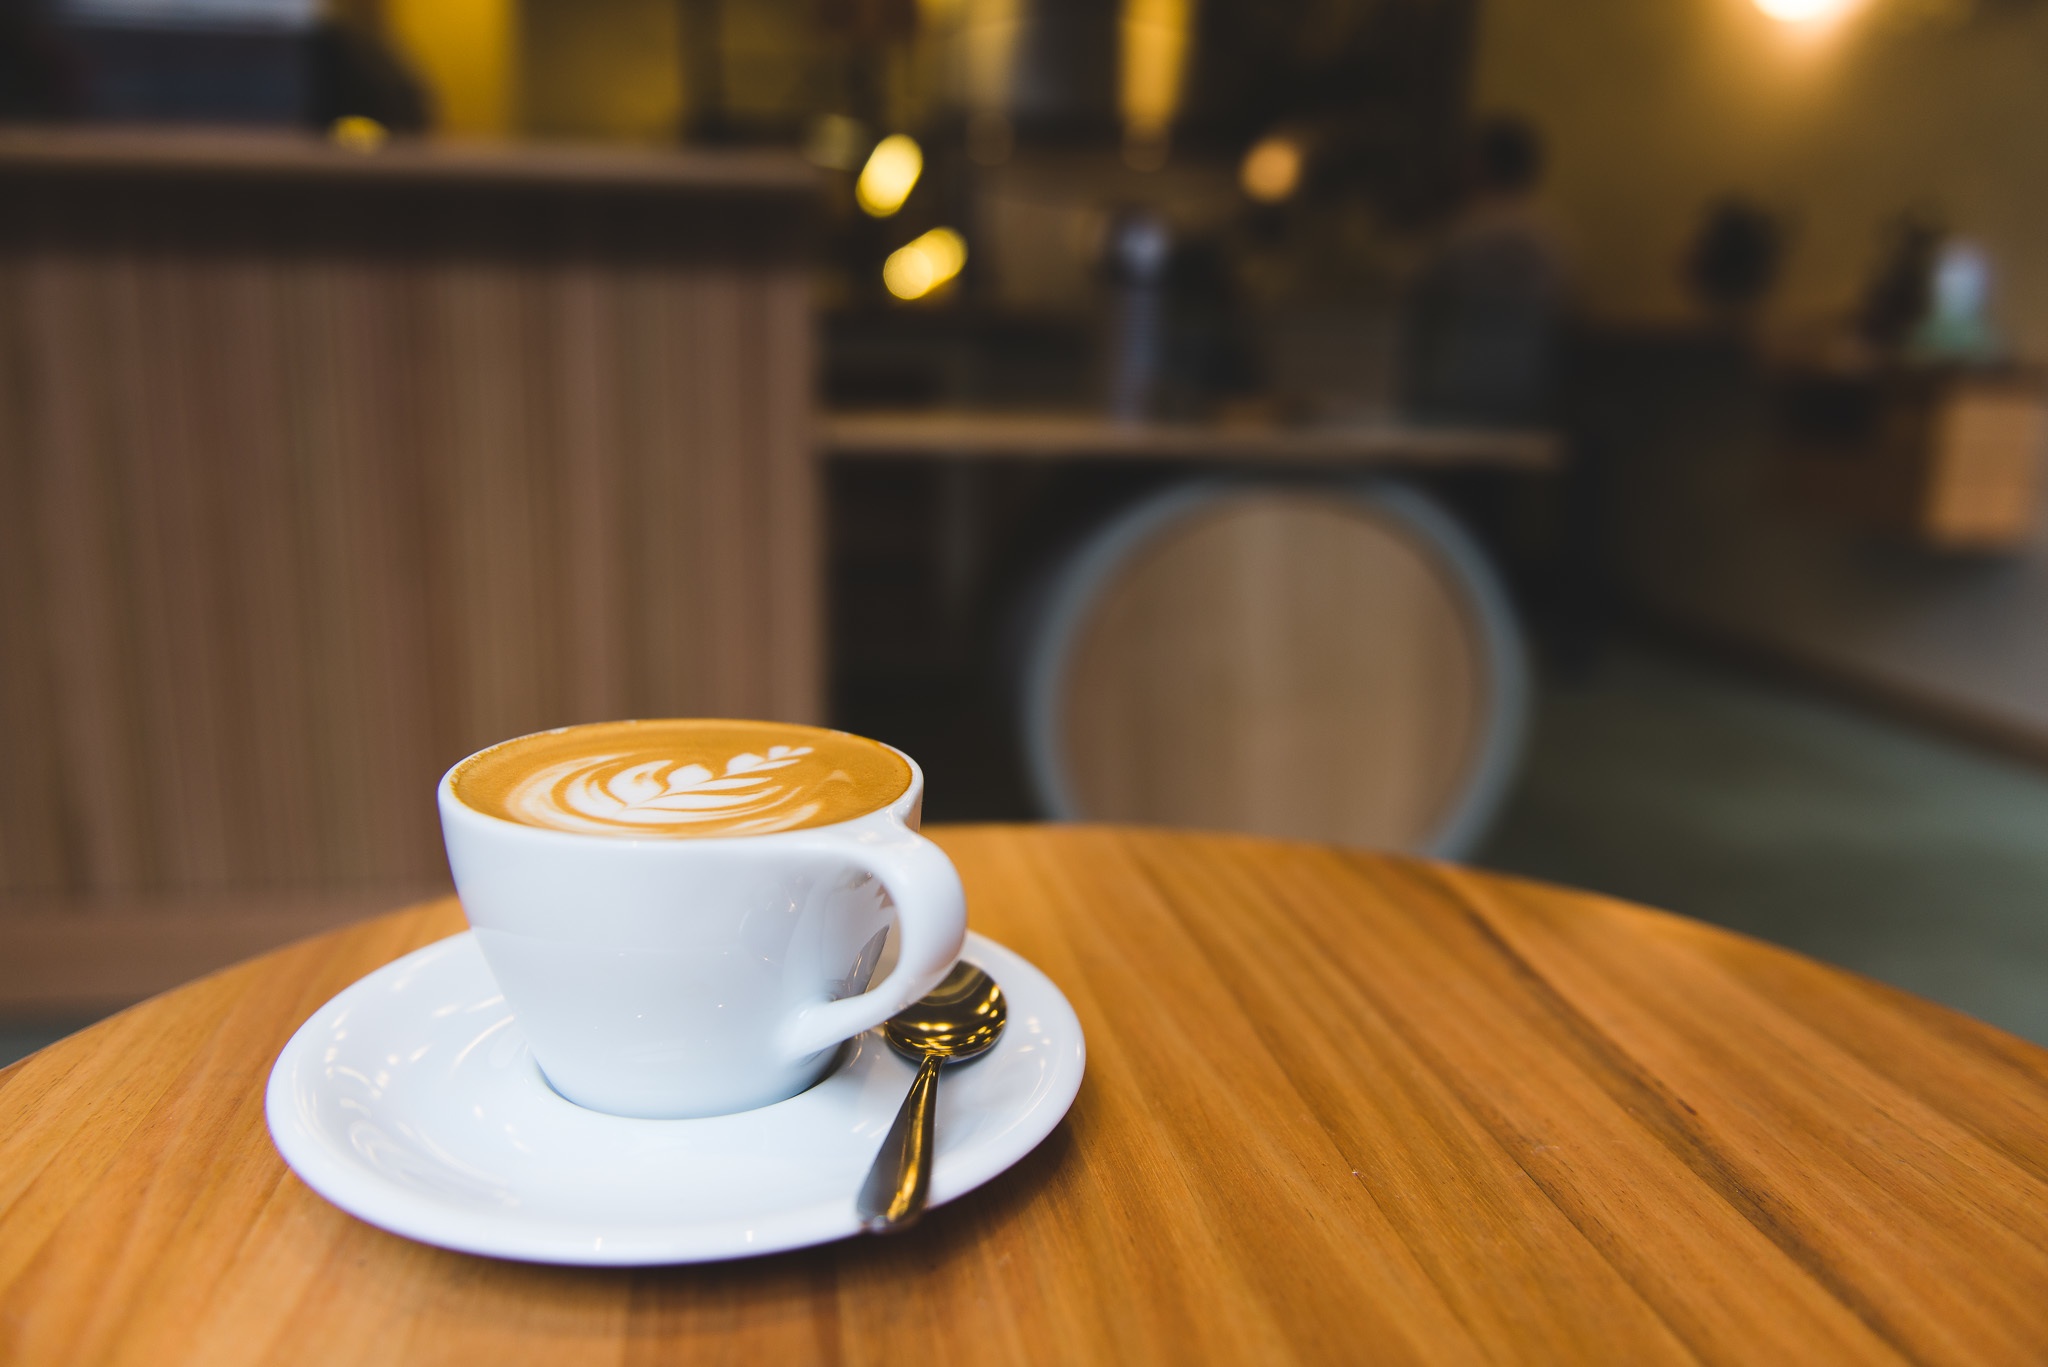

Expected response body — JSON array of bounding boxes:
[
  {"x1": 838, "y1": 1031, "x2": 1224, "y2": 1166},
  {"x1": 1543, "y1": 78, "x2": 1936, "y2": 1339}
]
[
  {"x1": 1057, "y1": 493, "x2": 1491, "y2": 851},
  {"x1": 0, "y1": 135, "x2": 819, "y2": 916},
  {"x1": 3, "y1": 826, "x2": 2046, "y2": 1363}
]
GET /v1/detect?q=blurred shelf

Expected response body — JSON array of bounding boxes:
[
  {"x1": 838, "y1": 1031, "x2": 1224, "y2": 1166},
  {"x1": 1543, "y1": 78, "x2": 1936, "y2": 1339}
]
[
  {"x1": 0, "y1": 126, "x2": 816, "y2": 194},
  {"x1": 1773, "y1": 364, "x2": 2048, "y2": 552},
  {"x1": 823, "y1": 409, "x2": 1562, "y2": 469}
]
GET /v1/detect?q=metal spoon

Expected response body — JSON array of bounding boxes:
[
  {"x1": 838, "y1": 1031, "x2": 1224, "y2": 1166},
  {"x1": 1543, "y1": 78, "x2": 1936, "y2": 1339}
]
[{"x1": 855, "y1": 961, "x2": 1008, "y2": 1233}]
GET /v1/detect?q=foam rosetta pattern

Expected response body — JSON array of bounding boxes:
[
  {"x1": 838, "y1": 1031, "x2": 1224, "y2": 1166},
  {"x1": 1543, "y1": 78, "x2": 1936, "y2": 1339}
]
[
  {"x1": 511, "y1": 746, "x2": 826, "y2": 835},
  {"x1": 453, "y1": 720, "x2": 911, "y2": 838}
]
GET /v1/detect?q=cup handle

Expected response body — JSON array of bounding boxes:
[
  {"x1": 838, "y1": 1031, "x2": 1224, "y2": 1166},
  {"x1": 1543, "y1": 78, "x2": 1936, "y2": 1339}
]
[{"x1": 775, "y1": 823, "x2": 968, "y2": 1063}]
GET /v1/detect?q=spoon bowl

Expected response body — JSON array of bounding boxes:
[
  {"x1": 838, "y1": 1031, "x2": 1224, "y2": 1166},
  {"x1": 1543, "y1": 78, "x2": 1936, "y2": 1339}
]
[
  {"x1": 856, "y1": 961, "x2": 1008, "y2": 1232},
  {"x1": 882, "y1": 961, "x2": 1007, "y2": 1063}
]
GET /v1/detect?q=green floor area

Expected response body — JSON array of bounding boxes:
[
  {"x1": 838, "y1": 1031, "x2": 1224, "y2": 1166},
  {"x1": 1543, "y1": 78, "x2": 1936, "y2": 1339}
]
[{"x1": 1478, "y1": 647, "x2": 2048, "y2": 1047}]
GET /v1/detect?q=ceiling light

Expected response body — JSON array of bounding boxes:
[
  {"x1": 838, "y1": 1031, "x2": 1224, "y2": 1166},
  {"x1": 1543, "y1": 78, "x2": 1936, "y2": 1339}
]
[{"x1": 1754, "y1": 0, "x2": 1859, "y2": 22}]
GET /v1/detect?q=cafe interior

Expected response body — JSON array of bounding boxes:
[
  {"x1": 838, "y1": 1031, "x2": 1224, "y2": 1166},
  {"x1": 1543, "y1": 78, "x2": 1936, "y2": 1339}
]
[{"x1": 4, "y1": 0, "x2": 2048, "y2": 1359}]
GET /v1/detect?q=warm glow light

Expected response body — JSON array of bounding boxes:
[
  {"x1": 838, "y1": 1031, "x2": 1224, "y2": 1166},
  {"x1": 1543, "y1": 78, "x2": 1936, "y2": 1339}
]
[
  {"x1": 1240, "y1": 135, "x2": 1303, "y2": 203},
  {"x1": 381, "y1": 0, "x2": 519, "y2": 135},
  {"x1": 1753, "y1": 0, "x2": 1858, "y2": 22},
  {"x1": 1120, "y1": 0, "x2": 1190, "y2": 169},
  {"x1": 856, "y1": 134, "x2": 924, "y2": 218},
  {"x1": 957, "y1": 0, "x2": 1022, "y2": 121},
  {"x1": 328, "y1": 116, "x2": 389, "y2": 152},
  {"x1": 804, "y1": 114, "x2": 871, "y2": 171},
  {"x1": 883, "y1": 228, "x2": 968, "y2": 300}
]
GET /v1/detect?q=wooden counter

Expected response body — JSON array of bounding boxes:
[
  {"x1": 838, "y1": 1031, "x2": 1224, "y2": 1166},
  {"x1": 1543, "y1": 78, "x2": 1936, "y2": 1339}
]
[{"x1": 0, "y1": 130, "x2": 821, "y2": 1004}]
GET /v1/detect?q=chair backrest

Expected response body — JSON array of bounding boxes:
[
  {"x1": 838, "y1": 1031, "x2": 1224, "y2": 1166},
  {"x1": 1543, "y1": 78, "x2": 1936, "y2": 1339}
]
[{"x1": 1022, "y1": 480, "x2": 1527, "y2": 858}]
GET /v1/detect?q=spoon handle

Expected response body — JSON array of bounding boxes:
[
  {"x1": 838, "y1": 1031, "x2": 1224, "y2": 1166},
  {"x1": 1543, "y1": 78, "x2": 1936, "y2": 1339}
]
[{"x1": 857, "y1": 1050, "x2": 942, "y2": 1232}]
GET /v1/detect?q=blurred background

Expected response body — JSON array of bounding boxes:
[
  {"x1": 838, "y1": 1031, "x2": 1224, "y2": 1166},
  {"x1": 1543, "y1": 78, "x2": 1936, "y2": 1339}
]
[{"x1": 6, "y1": 0, "x2": 2048, "y2": 1061}]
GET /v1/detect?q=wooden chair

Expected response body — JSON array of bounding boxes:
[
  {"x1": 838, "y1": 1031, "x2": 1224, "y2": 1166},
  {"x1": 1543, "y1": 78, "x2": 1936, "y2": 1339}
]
[{"x1": 1020, "y1": 479, "x2": 1528, "y2": 857}]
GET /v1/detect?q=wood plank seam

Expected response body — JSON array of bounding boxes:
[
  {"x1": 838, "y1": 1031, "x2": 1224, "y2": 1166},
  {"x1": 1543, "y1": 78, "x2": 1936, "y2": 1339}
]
[{"x1": 1396, "y1": 858, "x2": 1929, "y2": 1361}]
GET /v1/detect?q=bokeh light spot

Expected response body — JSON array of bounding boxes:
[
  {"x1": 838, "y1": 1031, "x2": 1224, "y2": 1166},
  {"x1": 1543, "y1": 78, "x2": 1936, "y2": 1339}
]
[
  {"x1": 856, "y1": 134, "x2": 924, "y2": 218},
  {"x1": 328, "y1": 116, "x2": 389, "y2": 153},
  {"x1": 1241, "y1": 135, "x2": 1304, "y2": 203},
  {"x1": 883, "y1": 228, "x2": 968, "y2": 301}
]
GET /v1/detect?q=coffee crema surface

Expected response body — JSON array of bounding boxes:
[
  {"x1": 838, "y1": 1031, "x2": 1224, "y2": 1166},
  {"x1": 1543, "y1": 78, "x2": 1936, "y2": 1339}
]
[{"x1": 453, "y1": 720, "x2": 911, "y2": 838}]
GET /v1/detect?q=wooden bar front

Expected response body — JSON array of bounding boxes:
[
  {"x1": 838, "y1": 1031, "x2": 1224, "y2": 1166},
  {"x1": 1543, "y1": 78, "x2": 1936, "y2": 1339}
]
[{"x1": 0, "y1": 131, "x2": 820, "y2": 1007}]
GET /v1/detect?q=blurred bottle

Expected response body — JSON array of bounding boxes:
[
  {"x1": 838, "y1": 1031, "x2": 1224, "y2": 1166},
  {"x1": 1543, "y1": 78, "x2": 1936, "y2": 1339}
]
[
  {"x1": 1856, "y1": 213, "x2": 1944, "y2": 355},
  {"x1": 1104, "y1": 209, "x2": 1172, "y2": 421},
  {"x1": 1849, "y1": 214, "x2": 2004, "y2": 366},
  {"x1": 1911, "y1": 238, "x2": 2002, "y2": 364}
]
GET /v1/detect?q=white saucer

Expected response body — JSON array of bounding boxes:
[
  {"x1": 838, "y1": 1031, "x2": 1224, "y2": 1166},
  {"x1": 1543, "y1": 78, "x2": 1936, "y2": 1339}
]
[{"x1": 265, "y1": 930, "x2": 1085, "y2": 1265}]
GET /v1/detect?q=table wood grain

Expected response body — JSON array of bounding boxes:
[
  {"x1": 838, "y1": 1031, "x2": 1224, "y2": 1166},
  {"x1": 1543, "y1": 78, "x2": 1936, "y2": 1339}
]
[{"x1": 4, "y1": 826, "x2": 2047, "y2": 1365}]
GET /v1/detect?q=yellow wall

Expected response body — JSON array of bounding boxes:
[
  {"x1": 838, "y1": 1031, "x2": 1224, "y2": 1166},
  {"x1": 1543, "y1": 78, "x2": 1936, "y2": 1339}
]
[
  {"x1": 1474, "y1": 0, "x2": 2048, "y2": 353},
  {"x1": 383, "y1": 0, "x2": 521, "y2": 136},
  {"x1": 1480, "y1": 0, "x2": 2048, "y2": 743},
  {"x1": 521, "y1": 0, "x2": 683, "y2": 141},
  {"x1": 717, "y1": 0, "x2": 816, "y2": 127}
]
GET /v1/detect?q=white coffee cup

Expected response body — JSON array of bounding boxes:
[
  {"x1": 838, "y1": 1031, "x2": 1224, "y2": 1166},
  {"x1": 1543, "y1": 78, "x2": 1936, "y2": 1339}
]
[{"x1": 437, "y1": 725, "x2": 966, "y2": 1119}]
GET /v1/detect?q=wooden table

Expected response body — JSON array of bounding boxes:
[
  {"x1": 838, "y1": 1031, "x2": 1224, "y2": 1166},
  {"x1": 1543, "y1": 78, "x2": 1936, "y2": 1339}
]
[{"x1": 5, "y1": 826, "x2": 2047, "y2": 1364}]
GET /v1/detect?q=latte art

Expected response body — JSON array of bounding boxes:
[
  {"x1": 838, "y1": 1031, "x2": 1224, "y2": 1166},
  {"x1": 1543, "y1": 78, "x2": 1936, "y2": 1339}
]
[
  {"x1": 514, "y1": 745, "x2": 825, "y2": 835},
  {"x1": 453, "y1": 720, "x2": 911, "y2": 838}
]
